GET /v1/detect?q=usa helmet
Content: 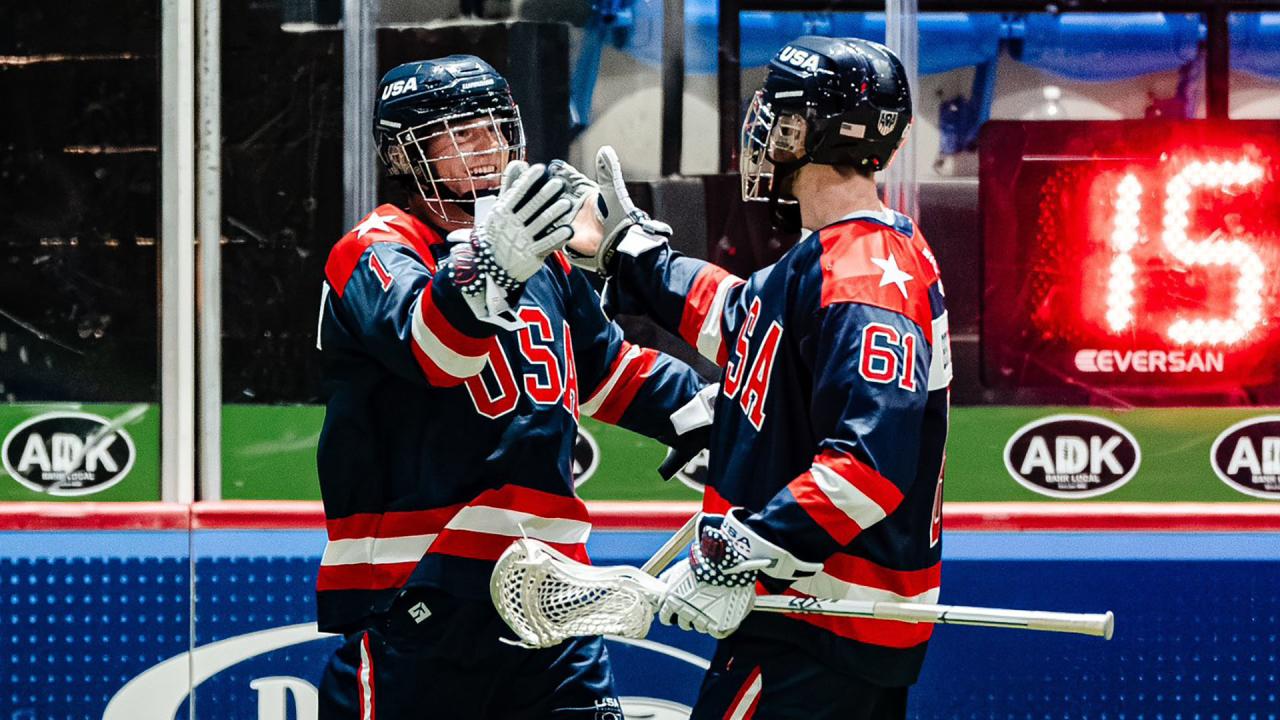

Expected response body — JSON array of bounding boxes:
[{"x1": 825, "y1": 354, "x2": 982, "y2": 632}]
[
  {"x1": 741, "y1": 36, "x2": 912, "y2": 202},
  {"x1": 373, "y1": 56, "x2": 525, "y2": 224}
]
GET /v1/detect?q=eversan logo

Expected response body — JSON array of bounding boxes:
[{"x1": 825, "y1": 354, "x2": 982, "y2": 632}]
[
  {"x1": 1211, "y1": 416, "x2": 1280, "y2": 499},
  {"x1": 1075, "y1": 349, "x2": 1224, "y2": 374},
  {"x1": 1003, "y1": 415, "x2": 1141, "y2": 498},
  {"x1": 2, "y1": 411, "x2": 137, "y2": 496},
  {"x1": 777, "y1": 46, "x2": 821, "y2": 72},
  {"x1": 381, "y1": 77, "x2": 419, "y2": 100},
  {"x1": 572, "y1": 427, "x2": 600, "y2": 488}
]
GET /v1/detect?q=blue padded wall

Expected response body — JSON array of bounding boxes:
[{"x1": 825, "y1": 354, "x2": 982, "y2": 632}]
[{"x1": 2, "y1": 529, "x2": 1279, "y2": 718}]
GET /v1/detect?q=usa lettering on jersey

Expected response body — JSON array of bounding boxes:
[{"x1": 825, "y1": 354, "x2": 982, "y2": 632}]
[
  {"x1": 463, "y1": 307, "x2": 580, "y2": 420},
  {"x1": 722, "y1": 297, "x2": 784, "y2": 431}
]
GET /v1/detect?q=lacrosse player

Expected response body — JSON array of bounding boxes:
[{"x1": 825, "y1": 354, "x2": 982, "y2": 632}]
[
  {"x1": 313, "y1": 55, "x2": 706, "y2": 720},
  {"x1": 559, "y1": 36, "x2": 952, "y2": 719}
]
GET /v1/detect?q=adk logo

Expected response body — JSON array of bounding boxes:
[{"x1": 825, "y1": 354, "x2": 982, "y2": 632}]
[
  {"x1": 1211, "y1": 416, "x2": 1280, "y2": 499},
  {"x1": 572, "y1": 427, "x2": 600, "y2": 488},
  {"x1": 2, "y1": 410, "x2": 138, "y2": 496},
  {"x1": 1003, "y1": 415, "x2": 1141, "y2": 498}
]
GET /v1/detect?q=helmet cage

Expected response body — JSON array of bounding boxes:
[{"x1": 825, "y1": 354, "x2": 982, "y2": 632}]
[
  {"x1": 740, "y1": 91, "x2": 806, "y2": 203},
  {"x1": 387, "y1": 105, "x2": 526, "y2": 224}
]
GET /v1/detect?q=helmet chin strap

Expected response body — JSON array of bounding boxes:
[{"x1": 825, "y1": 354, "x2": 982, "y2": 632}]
[
  {"x1": 765, "y1": 157, "x2": 805, "y2": 229},
  {"x1": 418, "y1": 179, "x2": 501, "y2": 227}
]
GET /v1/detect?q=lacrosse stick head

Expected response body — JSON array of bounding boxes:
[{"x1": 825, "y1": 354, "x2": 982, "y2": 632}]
[{"x1": 490, "y1": 538, "x2": 667, "y2": 648}]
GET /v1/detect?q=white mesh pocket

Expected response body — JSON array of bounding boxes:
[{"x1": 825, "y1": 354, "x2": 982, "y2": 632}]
[{"x1": 491, "y1": 538, "x2": 666, "y2": 648}]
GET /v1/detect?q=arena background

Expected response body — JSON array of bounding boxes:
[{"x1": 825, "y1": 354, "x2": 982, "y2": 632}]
[{"x1": 2, "y1": 1, "x2": 1280, "y2": 718}]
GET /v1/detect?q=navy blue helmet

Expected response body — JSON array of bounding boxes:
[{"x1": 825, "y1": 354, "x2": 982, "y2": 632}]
[
  {"x1": 373, "y1": 55, "x2": 525, "y2": 224},
  {"x1": 741, "y1": 36, "x2": 912, "y2": 201}
]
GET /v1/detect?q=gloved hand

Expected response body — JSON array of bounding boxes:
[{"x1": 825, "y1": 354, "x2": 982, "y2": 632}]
[
  {"x1": 472, "y1": 161, "x2": 577, "y2": 287},
  {"x1": 549, "y1": 157, "x2": 598, "y2": 203},
  {"x1": 658, "y1": 513, "x2": 763, "y2": 639},
  {"x1": 658, "y1": 383, "x2": 718, "y2": 480},
  {"x1": 562, "y1": 146, "x2": 672, "y2": 275},
  {"x1": 657, "y1": 509, "x2": 821, "y2": 639}
]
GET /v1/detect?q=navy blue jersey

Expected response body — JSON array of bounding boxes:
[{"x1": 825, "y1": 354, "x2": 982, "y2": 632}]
[
  {"x1": 316, "y1": 204, "x2": 705, "y2": 634},
  {"x1": 607, "y1": 209, "x2": 951, "y2": 686}
]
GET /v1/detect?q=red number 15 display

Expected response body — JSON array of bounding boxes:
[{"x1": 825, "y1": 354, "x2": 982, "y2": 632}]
[{"x1": 981, "y1": 121, "x2": 1280, "y2": 404}]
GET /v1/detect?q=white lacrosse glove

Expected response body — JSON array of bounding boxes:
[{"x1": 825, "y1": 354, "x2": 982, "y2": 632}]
[
  {"x1": 549, "y1": 158, "x2": 598, "y2": 204},
  {"x1": 471, "y1": 161, "x2": 577, "y2": 286},
  {"x1": 562, "y1": 146, "x2": 672, "y2": 275},
  {"x1": 657, "y1": 510, "x2": 821, "y2": 639},
  {"x1": 658, "y1": 383, "x2": 718, "y2": 480}
]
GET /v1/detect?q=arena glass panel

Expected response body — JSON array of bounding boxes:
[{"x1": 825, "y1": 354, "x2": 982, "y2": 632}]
[
  {"x1": 0, "y1": 1, "x2": 162, "y2": 502},
  {"x1": 1229, "y1": 12, "x2": 1280, "y2": 120},
  {"x1": 213, "y1": 3, "x2": 701, "y2": 503}
]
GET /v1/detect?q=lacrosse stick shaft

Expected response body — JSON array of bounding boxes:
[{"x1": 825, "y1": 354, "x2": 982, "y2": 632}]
[
  {"x1": 753, "y1": 596, "x2": 1114, "y2": 640},
  {"x1": 639, "y1": 513, "x2": 698, "y2": 576}
]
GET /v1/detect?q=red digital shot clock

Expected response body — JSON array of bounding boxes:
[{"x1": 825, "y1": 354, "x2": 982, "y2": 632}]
[{"x1": 980, "y1": 121, "x2": 1280, "y2": 404}]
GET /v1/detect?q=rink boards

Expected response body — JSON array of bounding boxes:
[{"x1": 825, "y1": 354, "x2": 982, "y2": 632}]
[{"x1": 1, "y1": 502, "x2": 1278, "y2": 719}]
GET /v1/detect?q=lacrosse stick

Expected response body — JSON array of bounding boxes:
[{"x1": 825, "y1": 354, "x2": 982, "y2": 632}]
[
  {"x1": 491, "y1": 537, "x2": 1115, "y2": 648},
  {"x1": 491, "y1": 514, "x2": 698, "y2": 648},
  {"x1": 639, "y1": 512, "x2": 698, "y2": 575},
  {"x1": 753, "y1": 595, "x2": 1114, "y2": 640}
]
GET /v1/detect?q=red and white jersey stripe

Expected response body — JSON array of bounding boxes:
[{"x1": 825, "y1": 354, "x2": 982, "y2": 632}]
[
  {"x1": 723, "y1": 666, "x2": 763, "y2": 720},
  {"x1": 408, "y1": 286, "x2": 491, "y2": 386},
  {"x1": 786, "y1": 450, "x2": 905, "y2": 546},
  {"x1": 783, "y1": 554, "x2": 941, "y2": 649},
  {"x1": 678, "y1": 265, "x2": 745, "y2": 366},
  {"x1": 317, "y1": 485, "x2": 591, "y2": 592},
  {"x1": 580, "y1": 341, "x2": 660, "y2": 424},
  {"x1": 357, "y1": 632, "x2": 376, "y2": 720}
]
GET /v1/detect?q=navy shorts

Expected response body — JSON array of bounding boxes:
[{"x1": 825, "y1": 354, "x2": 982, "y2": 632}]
[
  {"x1": 689, "y1": 635, "x2": 908, "y2": 720},
  {"x1": 318, "y1": 588, "x2": 622, "y2": 720}
]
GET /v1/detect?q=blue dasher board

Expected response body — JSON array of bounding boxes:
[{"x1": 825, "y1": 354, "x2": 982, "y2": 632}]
[{"x1": 0, "y1": 506, "x2": 1277, "y2": 719}]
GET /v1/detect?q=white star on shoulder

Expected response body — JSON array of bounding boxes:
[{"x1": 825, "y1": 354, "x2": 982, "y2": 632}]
[
  {"x1": 355, "y1": 212, "x2": 393, "y2": 239},
  {"x1": 871, "y1": 252, "x2": 914, "y2": 299}
]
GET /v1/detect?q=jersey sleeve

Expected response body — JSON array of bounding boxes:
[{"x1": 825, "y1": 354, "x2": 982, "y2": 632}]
[
  {"x1": 563, "y1": 263, "x2": 707, "y2": 445},
  {"x1": 741, "y1": 301, "x2": 933, "y2": 563},
  {"x1": 323, "y1": 241, "x2": 499, "y2": 388},
  {"x1": 607, "y1": 242, "x2": 759, "y2": 367}
]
